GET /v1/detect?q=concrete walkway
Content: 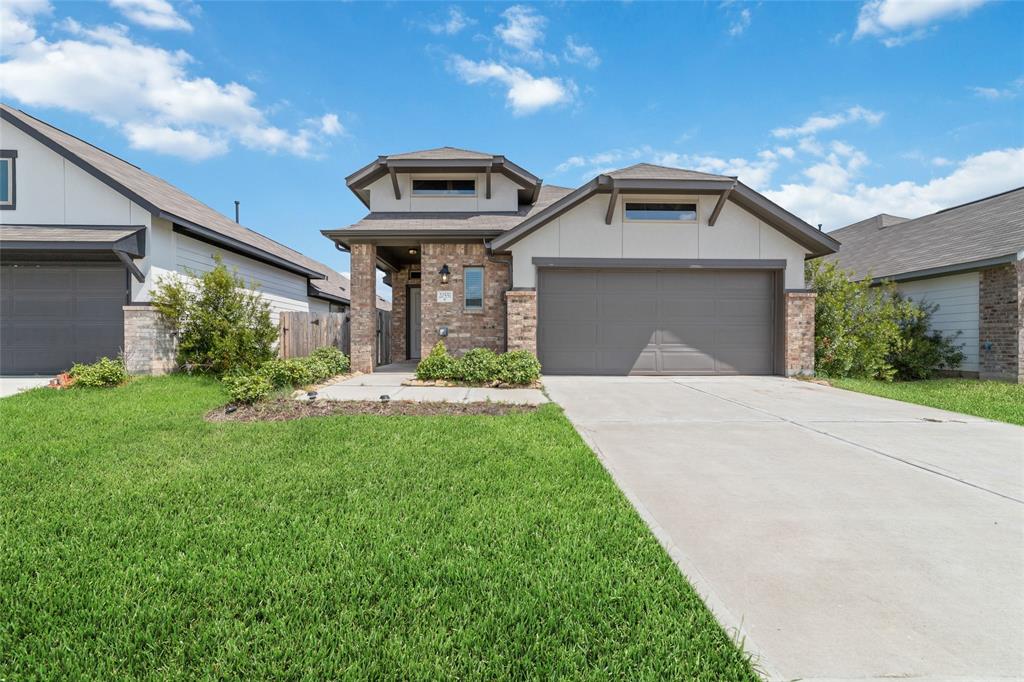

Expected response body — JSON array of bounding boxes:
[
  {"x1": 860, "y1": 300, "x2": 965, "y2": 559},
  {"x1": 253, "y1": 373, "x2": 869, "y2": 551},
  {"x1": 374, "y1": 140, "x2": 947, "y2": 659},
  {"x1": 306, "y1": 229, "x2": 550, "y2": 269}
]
[
  {"x1": 0, "y1": 376, "x2": 52, "y2": 398},
  {"x1": 317, "y1": 365, "x2": 548, "y2": 405},
  {"x1": 544, "y1": 375, "x2": 1024, "y2": 682}
]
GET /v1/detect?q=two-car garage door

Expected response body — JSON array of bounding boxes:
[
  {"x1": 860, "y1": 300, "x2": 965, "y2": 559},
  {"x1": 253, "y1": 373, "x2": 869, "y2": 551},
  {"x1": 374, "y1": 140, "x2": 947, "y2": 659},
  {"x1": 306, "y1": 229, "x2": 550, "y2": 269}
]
[
  {"x1": 0, "y1": 264, "x2": 127, "y2": 375},
  {"x1": 537, "y1": 268, "x2": 777, "y2": 375}
]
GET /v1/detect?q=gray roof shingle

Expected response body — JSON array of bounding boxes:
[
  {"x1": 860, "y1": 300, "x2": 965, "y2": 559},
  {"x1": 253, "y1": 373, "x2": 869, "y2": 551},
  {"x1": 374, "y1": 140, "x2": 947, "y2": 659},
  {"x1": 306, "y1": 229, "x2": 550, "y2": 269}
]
[
  {"x1": 387, "y1": 146, "x2": 494, "y2": 160},
  {"x1": 607, "y1": 163, "x2": 733, "y2": 181},
  {"x1": 822, "y1": 187, "x2": 1024, "y2": 280},
  {"x1": 1, "y1": 104, "x2": 350, "y2": 301}
]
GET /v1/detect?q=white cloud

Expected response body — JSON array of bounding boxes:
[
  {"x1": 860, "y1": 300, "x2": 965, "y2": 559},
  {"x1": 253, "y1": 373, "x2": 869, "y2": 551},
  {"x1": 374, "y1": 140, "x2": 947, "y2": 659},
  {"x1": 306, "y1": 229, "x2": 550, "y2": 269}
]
[
  {"x1": 931, "y1": 156, "x2": 953, "y2": 167},
  {"x1": 109, "y1": 0, "x2": 192, "y2": 31},
  {"x1": 772, "y1": 105, "x2": 884, "y2": 138},
  {"x1": 563, "y1": 37, "x2": 600, "y2": 68},
  {"x1": 428, "y1": 6, "x2": 472, "y2": 35},
  {"x1": 971, "y1": 77, "x2": 1024, "y2": 100},
  {"x1": 728, "y1": 8, "x2": 752, "y2": 36},
  {"x1": 1, "y1": 0, "x2": 50, "y2": 55},
  {"x1": 768, "y1": 147, "x2": 1024, "y2": 229},
  {"x1": 449, "y1": 55, "x2": 575, "y2": 115},
  {"x1": 776, "y1": 146, "x2": 796, "y2": 159},
  {"x1": 854, "y1": 0, "x2": 989, "y2": 46},
  {"x1": 1, "y1": 13, "x2": 344, "y2": 160},
  {"x1": 495, "y1": 5, "x2": 547, "y2": 62}
]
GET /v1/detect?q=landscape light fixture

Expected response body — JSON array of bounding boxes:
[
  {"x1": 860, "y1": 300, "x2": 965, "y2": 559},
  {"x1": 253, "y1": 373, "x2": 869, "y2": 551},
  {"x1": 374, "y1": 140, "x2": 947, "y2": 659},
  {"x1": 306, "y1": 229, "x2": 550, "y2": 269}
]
[{"x1": 439, "y1": 264, "x2": 450, "y2": 284}]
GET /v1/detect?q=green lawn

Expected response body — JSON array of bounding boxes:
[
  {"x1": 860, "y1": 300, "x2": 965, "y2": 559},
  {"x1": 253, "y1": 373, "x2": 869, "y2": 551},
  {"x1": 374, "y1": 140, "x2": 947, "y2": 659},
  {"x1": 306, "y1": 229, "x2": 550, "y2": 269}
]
[
  {"x1": 0, "y1": 376, "x2": 756, "y2": 680},
  {"x1": 831, "y1": 377, "x2": 1024, "y2": 426}
]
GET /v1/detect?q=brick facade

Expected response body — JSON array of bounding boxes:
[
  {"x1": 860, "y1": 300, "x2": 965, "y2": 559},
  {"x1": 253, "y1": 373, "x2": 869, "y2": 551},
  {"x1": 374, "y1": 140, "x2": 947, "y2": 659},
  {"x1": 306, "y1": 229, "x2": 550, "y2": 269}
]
[
  {"x1": 349, "y1": 242, "x2": 378, "y2": 373},
  {"x1": 979, "y1": 261, "x2": 1023, "y2": 383},
  {"x1": 783, "y1": 291, "x2": 816, "y2": 377},
  {"x1": 418, "y1": 243, "x2": 510, "y2": 357},
  {"x1": 122, "y1": 305, "x2": 177, "y2": 375},
  {"x1": 389, "y1": 267, "x2": 411, "y2": 361},
  {"x1": 505, "y1": 289, "x2": 537, "y2": 355}
]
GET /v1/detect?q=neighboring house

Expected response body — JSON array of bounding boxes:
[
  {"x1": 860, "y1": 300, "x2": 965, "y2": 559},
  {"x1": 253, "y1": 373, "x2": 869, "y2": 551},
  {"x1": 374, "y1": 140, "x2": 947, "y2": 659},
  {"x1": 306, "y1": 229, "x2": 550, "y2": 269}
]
[
  {"x1": 323, "y1": 147, "x2": 839, "y2": 376},
  {"x1": 823, "y1": 187, "x2": 1024, "y2": 382},
  {"x1": 0, "y1": 104, "x2": 354, "y2": 375}
]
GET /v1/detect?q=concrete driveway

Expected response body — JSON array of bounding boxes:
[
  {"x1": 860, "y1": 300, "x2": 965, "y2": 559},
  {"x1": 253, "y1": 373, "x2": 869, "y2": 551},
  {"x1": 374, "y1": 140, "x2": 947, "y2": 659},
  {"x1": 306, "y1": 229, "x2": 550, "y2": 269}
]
[
  {"x1": 544, "y1": 375, "x2": 1024, "y2": 682},
  {"x1": 0, "y1": 376, "x2": 51, "y2": 398}
]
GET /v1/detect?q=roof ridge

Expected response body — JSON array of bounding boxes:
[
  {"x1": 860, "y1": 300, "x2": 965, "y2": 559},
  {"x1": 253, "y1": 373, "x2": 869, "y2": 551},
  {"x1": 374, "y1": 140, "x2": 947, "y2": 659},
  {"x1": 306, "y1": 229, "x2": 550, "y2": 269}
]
[{"x1": 934, "y1": 185, "x2": 1024, "y2": 215}]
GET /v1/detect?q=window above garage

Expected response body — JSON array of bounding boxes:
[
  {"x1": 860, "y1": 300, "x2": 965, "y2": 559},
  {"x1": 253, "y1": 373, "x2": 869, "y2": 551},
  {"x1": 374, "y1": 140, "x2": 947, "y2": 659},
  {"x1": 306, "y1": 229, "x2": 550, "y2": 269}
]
[
  {"x1": 624, "y1": 202, "x2": 697, "y2": 222},
  {"x1": 412, "y1": 179, "x2": 476, "y2": 196},
  {"x1": 0, "y1": 150, "x2": 16, "y2": 210}
]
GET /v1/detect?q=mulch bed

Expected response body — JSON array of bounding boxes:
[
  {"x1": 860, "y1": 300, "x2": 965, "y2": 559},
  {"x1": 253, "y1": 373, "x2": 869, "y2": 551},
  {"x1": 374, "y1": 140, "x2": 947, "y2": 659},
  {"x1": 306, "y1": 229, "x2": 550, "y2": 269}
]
[{"x1": 206, "y1": 399, "x2": 536, "y2": 422}]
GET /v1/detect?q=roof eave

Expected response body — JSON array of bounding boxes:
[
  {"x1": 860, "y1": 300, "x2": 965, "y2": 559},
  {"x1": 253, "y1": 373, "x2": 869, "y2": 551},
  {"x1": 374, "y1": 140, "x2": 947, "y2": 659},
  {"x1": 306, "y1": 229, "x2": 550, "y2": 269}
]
[{"x1": 866, "y1": 253, "x2": 1019, "y2": 284}]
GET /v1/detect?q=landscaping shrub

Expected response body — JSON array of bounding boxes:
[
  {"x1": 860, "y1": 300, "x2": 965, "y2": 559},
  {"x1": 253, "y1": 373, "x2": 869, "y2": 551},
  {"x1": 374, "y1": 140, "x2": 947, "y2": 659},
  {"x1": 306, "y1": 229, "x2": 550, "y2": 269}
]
[
  {"x1": 309, "y1": 346, "x2": 350, "y2": 375},
  {"x1": 455, "y1": 348, "x2": 500, "y2": 383},
  {"x1": 889, "y1": 296, "x2": 965, "y2": 380},
  {"x1": 151, "y1": 256, "x2": 277, "y2": 375},
  {"x1": 69, "y1": 357, "x2": 128, "y2": 388},
  {"x1": 495, "y1": 350, "x2": 542, "y2": 385},
  {"x1": 416, "y1": 341, "x2": 457, "y2": 381},
  {"x1": 301, "y1": 357, "x2": 334, "y2": 384},
  {"x1": 223, "y1": 372, "x2": 273, "y2": 404},
  {"x1": 808, "y1": 260, "x2": 964, "y2": 381}
]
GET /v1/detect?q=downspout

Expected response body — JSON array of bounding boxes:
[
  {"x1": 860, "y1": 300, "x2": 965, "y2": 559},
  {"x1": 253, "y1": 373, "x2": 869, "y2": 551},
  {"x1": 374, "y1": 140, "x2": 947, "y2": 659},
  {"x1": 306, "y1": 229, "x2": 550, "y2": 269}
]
[{"x1": 485, "y1": 238, "x2": 513, "y2": 352}]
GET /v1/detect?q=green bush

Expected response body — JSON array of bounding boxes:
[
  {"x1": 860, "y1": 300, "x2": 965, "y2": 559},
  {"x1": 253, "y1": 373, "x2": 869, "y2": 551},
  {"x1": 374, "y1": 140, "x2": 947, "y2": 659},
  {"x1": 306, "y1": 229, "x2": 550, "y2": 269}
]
[
  {"x1": 222, "y1": 372, "x2": 273, "y2": 404},
  {"x1": 309, "y1": 346, "x2": 350, "y2": 375},
  {"x1": 69, "y1": 357, "x2": 128, "y2": 388},
  {"x1": 151, "y1": 255, "x2": 277, "y2": 375},
  {"x1": 455, "y1": 348, "x2": 500, "y2": 383},
  {"x1": 889, "y1": 296, "x2": 965, "y2": 380},
  {"x1": 257, "y1": 359, "x2": 314, "y2": 389},
  {"x1": 416, "y1": 341, "x2": 457, "y2": 381},
  {"x1": 495, "y1": 350, "x2": 542, "y2": 385},
  {"x1": 301, "y1": 358, "x2": 333, "y2": 384},
  {"x1": 808, "y1": 260, "x2": 965, "y2": 381}
]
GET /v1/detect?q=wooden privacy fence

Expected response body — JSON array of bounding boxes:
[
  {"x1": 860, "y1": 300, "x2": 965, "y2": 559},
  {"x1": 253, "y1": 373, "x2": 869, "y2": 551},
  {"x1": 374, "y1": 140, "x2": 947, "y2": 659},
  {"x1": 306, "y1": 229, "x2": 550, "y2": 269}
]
[
  {"x1": 278, "y1": 312, "x2": 350, "y2": 359},
  {"x1": 278, "y1": 310, "x2": 392, "y2": 364}
]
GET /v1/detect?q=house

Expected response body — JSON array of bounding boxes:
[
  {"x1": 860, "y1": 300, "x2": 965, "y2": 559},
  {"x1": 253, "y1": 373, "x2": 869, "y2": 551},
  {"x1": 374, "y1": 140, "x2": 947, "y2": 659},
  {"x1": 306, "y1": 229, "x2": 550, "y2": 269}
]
[
  {"x1": 823, "y1": 187, "x2": 1024, "y2": 383},
  {"x1": 323, "y1": 147, "x2": 839, "y2": 376},
  {"x1": 0, "y1": 104, "x2": 356, "y2": 376}
]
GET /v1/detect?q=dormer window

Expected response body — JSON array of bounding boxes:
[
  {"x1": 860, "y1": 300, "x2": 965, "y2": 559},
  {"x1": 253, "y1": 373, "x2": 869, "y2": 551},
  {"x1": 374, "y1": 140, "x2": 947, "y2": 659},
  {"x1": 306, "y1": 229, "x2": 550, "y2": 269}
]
[
  {"x1": 412, "y1": 179, "x2": 476, "y2": 196},
  {"x1": 624, "y1": 202, "x2": 697, "y2": 222},
  {"x1": 0, "y1": 151, "x2": 16, "y2": 210}
]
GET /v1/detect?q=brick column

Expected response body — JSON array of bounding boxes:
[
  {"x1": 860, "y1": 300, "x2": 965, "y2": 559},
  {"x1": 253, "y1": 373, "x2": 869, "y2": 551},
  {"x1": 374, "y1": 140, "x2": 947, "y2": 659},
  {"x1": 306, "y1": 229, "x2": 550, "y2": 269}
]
[
  {"x1": 350, "y1": 242, "x2": 378, "y2": 373},
  {"x1": 784, "y1": 291, "x2": 816, "y2": 377},
  {"x1": 505, "y1": 289, "x2": 537, "y2": 355},
  {"x1": 389, "y1": 267, "x2": 410, "y2": 362},
  {"x1": 123, "y1": 305, "x2": 177, "y2": 375},
  {"x1": 979, "y1": 261, "x2": 1023, "y2": 383}
]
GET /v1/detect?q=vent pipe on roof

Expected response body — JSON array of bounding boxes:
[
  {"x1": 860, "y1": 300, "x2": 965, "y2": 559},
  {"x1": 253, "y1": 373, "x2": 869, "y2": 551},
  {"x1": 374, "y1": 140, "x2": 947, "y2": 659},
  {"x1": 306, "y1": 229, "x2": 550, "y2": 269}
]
[{"x1": 234, "y1": 201, "x2": 240, "y2": 223}]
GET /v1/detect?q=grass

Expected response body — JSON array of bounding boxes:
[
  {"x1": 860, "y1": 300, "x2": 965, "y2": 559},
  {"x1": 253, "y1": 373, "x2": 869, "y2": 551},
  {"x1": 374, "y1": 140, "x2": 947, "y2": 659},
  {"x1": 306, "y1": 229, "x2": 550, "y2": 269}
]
[
  {"x1": 830, "y1": 377, "x2": 1024, "y2": 426},
  {"x1": 0, "y1": 376, "x2": 756, "y2": 680}
]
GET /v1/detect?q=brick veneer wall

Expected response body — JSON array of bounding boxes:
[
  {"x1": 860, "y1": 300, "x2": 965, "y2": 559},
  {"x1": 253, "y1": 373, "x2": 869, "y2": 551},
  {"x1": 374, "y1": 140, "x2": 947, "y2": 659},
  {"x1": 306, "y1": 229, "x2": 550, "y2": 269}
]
[
  {"x1": 505, "y1": 289, "x2": 537, "y2": 355},
  {"x1": 389, "y1": 267, "x2": 411, "y2": 361},
  {"x1": 784, "y1": 291, "x2": 816, "y2": 376},
  {"x1": 123, "y1": 305, "x2": 177, "y2": 375},
  {"x1": 349, "y1": 242, "x2": 378, "y2": 373},
  {"x1": 979, "y1": 261, "x2": 1023, "y2": 383},
  {"x1": 419, "y1": 243, "x2": 510, "y2": 357}
]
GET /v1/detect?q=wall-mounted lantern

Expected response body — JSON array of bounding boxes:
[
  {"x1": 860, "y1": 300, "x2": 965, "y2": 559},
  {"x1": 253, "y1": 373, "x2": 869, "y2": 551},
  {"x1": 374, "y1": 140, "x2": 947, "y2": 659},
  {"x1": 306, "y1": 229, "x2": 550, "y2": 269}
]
[{"x1": 439, "y1": 264, "x2": 451, "y2": 284}]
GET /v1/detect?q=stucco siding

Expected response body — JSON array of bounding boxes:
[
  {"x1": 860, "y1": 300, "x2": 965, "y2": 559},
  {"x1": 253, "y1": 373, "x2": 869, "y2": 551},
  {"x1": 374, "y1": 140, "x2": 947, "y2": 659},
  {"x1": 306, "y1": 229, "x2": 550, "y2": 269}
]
[
  {"x1": 896, "y1": 272, "x2": 980, "y2": 372},
  {"x1": 511, "y1": 193, "x2": 809, "y2": 289},
  {"x1": 367, "y1": 172, "x2": 520, "y2": 212}
]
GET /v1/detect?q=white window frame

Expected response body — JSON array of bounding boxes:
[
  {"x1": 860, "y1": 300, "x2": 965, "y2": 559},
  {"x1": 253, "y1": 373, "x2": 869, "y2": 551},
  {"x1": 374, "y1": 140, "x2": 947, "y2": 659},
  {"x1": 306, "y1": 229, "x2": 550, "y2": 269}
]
[
  {"x1": 463, "y1": 266, "x2": 484, "y2": 311},
  {"x1": 622, "y1": 199, "x2": 698, "y2": 223},
  {"x1": 0, "y1": 152, "x2": 15, "y2": 210},
  {"x1": 410, "y1": 176, "x2": 478, "y2": 198}
]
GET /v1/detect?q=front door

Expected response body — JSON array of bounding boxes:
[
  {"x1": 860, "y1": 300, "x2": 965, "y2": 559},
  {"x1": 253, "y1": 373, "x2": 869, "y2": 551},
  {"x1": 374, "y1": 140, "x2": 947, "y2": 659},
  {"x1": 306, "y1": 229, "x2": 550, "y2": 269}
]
[{"x1": 408, "y1": 286, "x2": 422, "y2": 360}]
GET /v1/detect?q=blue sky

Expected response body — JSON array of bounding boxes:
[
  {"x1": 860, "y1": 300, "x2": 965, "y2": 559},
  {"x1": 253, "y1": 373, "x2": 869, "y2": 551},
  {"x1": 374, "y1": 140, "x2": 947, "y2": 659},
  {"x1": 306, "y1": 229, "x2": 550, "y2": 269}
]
[{"x1": 2, "y1": 0, "x2": 1022, "y2": 282}]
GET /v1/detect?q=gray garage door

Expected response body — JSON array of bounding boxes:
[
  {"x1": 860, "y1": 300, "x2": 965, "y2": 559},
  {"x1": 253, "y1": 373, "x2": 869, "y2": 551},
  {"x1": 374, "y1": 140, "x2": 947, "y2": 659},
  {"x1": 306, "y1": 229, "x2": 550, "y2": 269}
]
[
  {"x1": 1, "y1": 263, "x2": 127, "y2": 375},
  {"x1": 538, "y1": 269, "x2": 776, "y2": 375}
]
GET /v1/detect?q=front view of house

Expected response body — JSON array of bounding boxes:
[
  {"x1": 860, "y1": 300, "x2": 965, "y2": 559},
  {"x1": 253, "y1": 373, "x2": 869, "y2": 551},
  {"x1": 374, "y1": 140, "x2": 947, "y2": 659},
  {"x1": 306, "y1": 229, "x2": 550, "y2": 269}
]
[{"x1": 324, "y1": 148, "x2": 839, "y2": 376}]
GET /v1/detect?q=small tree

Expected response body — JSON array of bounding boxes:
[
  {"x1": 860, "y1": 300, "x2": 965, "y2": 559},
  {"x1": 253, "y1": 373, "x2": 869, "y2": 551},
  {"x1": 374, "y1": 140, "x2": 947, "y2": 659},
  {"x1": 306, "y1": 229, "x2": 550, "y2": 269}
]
[
  {"x1": 889, "y1": 295, "x2": 965, "y2": 380},
  {"x1": 151, "y1": 256, "x2": 277, "y2": 375}
]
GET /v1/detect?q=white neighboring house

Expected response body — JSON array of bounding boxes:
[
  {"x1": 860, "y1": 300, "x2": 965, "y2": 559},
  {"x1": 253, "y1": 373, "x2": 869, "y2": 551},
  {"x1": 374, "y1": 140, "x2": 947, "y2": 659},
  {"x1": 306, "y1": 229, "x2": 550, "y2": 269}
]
[
  {"x1": 823, "y1": 188, "x2": 1024, "y2": 382},
  {"x1": 0, "y1": 103, "x2": 364, "y2": 376}
]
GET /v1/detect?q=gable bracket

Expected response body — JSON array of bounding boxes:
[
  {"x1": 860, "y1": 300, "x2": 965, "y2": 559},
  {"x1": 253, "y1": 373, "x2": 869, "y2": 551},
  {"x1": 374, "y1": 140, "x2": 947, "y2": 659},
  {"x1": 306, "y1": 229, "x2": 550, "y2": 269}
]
[
  {"x1": 708, "y1": 183, "x2": 735, "y2": 226},
  {"x1": 486, "y1": 165, "x2": 492, "y2": 199},
  {"x1": 605, "y1": 185, "x2": 619, "y2": 225},
  {"x1": 388, "y1": 165, "x2": 401, "y2": 200}
]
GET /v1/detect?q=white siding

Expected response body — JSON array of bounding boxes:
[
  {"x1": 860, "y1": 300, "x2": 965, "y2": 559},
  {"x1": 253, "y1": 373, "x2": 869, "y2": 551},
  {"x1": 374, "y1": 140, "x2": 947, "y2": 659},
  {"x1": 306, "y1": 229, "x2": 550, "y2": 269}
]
[
  {"x1": 367, "y1": 172, "x2": 520, "y2": 212},
  {"x1": 511, "y1": 193, "x2": 809, "y2": 289},
  {"x1": 896, "y1": 272, "x2": 980, "y2": 372}
]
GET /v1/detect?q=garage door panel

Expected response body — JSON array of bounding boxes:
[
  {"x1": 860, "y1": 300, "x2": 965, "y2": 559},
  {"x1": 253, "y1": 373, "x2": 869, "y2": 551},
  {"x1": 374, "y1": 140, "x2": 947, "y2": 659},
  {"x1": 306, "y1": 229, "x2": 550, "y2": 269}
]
[
  {"x1": 539, "y1": 268, "x2": 775, "y2": 376},
  {"x1": 0, "y1": 264, "x2": 125, "y2": 375}
]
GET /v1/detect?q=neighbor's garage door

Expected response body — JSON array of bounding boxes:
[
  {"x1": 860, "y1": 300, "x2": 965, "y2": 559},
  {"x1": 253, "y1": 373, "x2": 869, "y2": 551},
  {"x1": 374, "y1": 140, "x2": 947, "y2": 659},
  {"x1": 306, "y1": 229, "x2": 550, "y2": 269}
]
[
  {"x1": 537, "y1": 269, "x2": 776, "y2": 375},
  {"x1": 0, "y1": 263, "x2": 127, "y2": 375}
]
